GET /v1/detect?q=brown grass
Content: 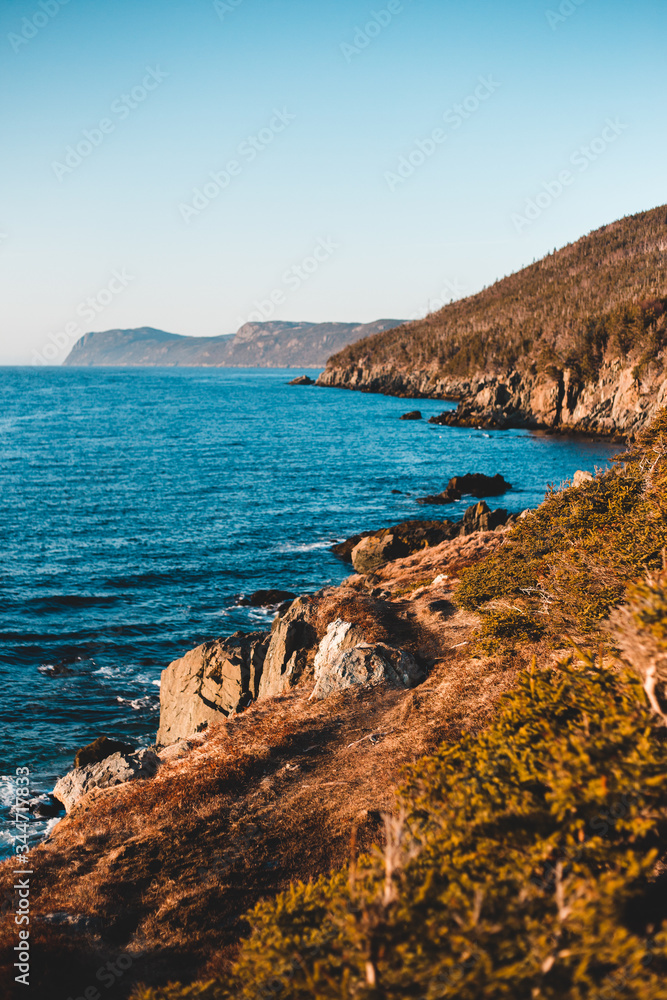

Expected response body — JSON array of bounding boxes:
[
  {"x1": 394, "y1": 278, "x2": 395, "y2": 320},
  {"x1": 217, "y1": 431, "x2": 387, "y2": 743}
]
[{"x1": 0, "y1": 531, "x2": 515, "y2": 1000}]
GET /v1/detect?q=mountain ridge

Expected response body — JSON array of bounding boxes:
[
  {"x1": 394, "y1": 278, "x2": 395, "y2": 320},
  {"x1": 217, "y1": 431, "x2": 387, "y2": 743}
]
[{"x1": 63, "y1": 319, "x2": 405, "y2": 368}]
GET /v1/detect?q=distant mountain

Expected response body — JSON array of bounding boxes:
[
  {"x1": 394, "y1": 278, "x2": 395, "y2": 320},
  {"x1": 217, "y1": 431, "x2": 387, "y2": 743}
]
[{"x1": 63, "y1": 320, "x2": 405, "y2": 368}]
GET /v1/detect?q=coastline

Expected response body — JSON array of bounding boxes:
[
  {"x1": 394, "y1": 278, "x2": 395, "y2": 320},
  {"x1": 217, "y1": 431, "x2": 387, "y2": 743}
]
[{"x1": 315, "y1": 358, "x2": 667, "y2": 439}]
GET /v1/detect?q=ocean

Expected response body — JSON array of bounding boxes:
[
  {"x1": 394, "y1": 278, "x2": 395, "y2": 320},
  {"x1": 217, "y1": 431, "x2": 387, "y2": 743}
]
[{"x1": 0, "y1": 366, "x2": 618, "y2": 855}]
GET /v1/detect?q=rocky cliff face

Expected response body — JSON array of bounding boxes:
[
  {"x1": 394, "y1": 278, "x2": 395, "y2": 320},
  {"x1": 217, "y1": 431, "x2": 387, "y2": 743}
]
[{"x1": 317, "y1": 359, "x2": 667, "y2": 437}]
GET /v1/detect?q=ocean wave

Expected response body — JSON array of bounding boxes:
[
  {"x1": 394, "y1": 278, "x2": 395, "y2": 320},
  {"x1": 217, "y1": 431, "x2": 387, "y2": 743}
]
[
  {"x1": 116, "y1": 695, "x2": 159, "y2": 711},
  {"x1": 273, "y1": 540, "x2": 333, "y2": 554}
]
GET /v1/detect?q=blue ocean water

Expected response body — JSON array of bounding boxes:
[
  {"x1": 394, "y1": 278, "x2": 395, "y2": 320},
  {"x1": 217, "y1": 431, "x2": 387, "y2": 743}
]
[{"x1": 0, "y1": 367, "x2": 618, "y2": 855}]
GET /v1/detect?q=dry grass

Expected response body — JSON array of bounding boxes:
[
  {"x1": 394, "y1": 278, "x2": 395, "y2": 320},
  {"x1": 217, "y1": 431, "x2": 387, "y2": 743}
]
[{"x1": 0, "y1": 530, "x2": 516, "y2": 1000}]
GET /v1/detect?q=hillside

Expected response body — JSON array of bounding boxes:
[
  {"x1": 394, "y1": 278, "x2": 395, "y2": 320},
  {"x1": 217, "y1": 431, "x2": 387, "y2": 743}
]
[
  {"x1": 3, "y1": 412, "x2": 667, "y2": 999},
  {"x1": 318, "y1": 206, "x2": 667, "y2": 436},
  {"x1": 63, "y1": 319, "x2": 404, "y2": 369}
]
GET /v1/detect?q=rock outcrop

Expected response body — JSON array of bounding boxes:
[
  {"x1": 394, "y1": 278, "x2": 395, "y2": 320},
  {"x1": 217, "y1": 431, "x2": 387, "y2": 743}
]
[
  {"x1": 351, "y1": 534, "x2": 409, "y2": 574},
  {"x1": 319, "y1": 360, "x2": 667, "y2": 438},
  {"x1": 400, "y1": 410, "x2": 422, "y2": 420},
  {"x1": 334, "y1": 505, "x2": 515, "y2": 574},
  {"x1": 332, "y1": 520, "x2": 459, "y2": 565},
  {"x1": 417, "y1": 472, "x2": 512, "y2": 505},
  {"x1": 73, "y1": 736, "x2": 135, "y2": 769},
  {"x1": 157, "y1": 631, "x2": 270, "y2": 745},
  {"x1": 258, "y1": 596, "x2": 319, "y2": 699},
  {"x1": 53, "y1": 748, "x2": 160, "y2": 813},
  {"x1": 309, "y1": 619, "x2": 426, "y2": 700}
]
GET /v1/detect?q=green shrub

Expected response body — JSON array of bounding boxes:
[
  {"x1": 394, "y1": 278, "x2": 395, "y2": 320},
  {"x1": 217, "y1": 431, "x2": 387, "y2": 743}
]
[
  {"x1": 473, "y1": 606, "x2": 545, "y2": 653},
  {"x1": 455, "y1": 422, "x2": 667, "y2": 638},
  {"x1": 218, "y1": 658, "x2": 667, "y2": 999}
]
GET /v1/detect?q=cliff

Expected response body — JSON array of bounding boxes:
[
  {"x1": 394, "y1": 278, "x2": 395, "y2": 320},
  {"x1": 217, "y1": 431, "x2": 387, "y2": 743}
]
[
  {"x1": 63, "y1": 319, "x2": 405, "y2": 369},
  {"x1": 318, "y1": 205, "x2": 667, "y2": 436}
]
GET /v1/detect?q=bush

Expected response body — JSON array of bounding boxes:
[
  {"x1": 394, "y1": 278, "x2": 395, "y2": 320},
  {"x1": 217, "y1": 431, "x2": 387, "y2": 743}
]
[
  {"x1": 455, "y1": 420, "x2": 667, "y2": 638},
  {"x1": 473, "y1": 607, "x2": 545, "y2": 653},
  {"x1": 200, "y1": 658, "x2": 667, "y2": 1000}
]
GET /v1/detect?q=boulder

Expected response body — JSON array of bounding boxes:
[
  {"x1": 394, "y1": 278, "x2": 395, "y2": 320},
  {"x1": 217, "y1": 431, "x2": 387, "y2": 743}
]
[
  {"x1": 157, "y1": 631, "x2": 270, "y2": 745},
  {"x1": 417, "y1": 473, "x2": 512, "y2": 505},
  {"x1": 458, "y1": 501, "x2": 511, "y2": 535},
  {"x1": 572, "y1": 469, "x2": 594, "y2": 487},
  {"x1": 334, "y1": 520, "x2": 457, "y2": 568},
  {"x1": 309, "y1": 619, "x2": 426, "y2": 701},
  {"x1": 74, "y1": 736, "x2": 135, "y2": 769},
  {"x1": 53, "y1": 748, "x2": 160, "y2": 813},
  {"x1": 288, "y1": 375, "x2": 315, "y2": 386},
  {"x1": 351, "y1": 534, "x2": 409, "y2": 574},
  {"x1": 258, "y1": 596, "x2": 319, "y2": 699},
  {"x1": 400, "y1": 410, "x2": 422, "y2": 420}
]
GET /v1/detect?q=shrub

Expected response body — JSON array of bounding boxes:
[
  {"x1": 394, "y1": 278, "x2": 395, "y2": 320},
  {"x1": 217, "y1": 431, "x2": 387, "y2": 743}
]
[
  {"x1": 455, "y1": 417, "x2": 667, "y2": 639},
  {"x1": 472, "y1": 607, "x2": 545, "y2": 653},
  {"x1": 208, "y1": 657, "x2": 667, "y2": 999}
]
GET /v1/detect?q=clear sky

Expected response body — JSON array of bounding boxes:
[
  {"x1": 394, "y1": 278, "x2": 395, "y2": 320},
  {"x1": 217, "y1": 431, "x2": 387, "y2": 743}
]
[{"x1": 1, "y1": 0, "x2": 665, "y2": 364}]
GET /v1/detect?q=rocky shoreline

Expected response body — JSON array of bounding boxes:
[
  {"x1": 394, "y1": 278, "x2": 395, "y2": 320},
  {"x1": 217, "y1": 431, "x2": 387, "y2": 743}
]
[
  {"x1": 42, "y1": 476, "x2": 521, "y2": 815},
  {"x1": 316, "y1": 358, "x2": 667, "y2": 438},
  {"x1": 2, "y1": 462, "x2": 609, "y2": 997}
]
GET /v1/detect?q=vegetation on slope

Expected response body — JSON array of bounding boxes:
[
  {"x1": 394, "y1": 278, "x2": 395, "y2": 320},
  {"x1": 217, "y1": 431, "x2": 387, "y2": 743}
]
[
  {"x1": 131, "y1": 413, "x2": 667, "y2": 999},
  {"x1": 456, "y1": 410, "x2": 667, "y2": 642},
  {"x1": 134, "y1": 657, "x2": 667, "y2": 1000},
  {"x1": 327, "y1": 206, "x2": 667, "y2": 381}
]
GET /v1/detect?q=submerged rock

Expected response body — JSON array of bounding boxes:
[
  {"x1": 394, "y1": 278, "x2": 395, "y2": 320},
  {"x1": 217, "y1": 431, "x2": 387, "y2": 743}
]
[
  {"x1": 53, "y1": 748, "x2": 160, "y2": 813},
  {"x1": 237, "y1": 589, "x2": 297, "y2": 607},
  {"x1": 157, "y1": 631, "x2": 270, "y2": 745},
  {"x1": 310, "y1": 619, "x2": 426, "y2": 701}
]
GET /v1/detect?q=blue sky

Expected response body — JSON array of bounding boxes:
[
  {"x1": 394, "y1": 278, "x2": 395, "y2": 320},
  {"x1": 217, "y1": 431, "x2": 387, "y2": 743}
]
[{"x1": 0, "y1": 0, "x2": 665, "y2": 364}]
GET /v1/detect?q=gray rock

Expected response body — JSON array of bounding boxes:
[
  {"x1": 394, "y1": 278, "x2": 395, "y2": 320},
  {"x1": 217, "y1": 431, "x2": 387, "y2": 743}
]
[
  {"x1": 157, "y1": 631, "x2": 269, "y2": 745},
  {"x1": 258, "y1": 596, "x2": 319, "y2": 699},
  {"x1": 53, "y1": 748, "x2": 160, "y2": 813},
  {"x1": 309, "y1": 619, "x2": 426, "y2": 701},
  {"x1": 351, "y1": 533, "x2": 408, "y2": 574},
  {"x1": 572, "y1": 469, "x2": 594, "y2": 487},
  {"x1": 74, "y1": 735, "x2": 135, "y2": 769},
  {"x1": 458, "y1": 501, "x2": 510, "y2": 535}
]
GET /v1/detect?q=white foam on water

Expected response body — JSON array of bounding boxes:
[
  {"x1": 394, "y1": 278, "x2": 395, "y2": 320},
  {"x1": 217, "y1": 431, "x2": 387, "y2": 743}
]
[{"x1": 273, "y1": 540, "x2": 332, "y2": 554}]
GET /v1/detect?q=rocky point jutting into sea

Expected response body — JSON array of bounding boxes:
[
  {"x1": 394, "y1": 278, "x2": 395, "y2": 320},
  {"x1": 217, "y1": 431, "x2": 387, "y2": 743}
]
[{"x1": 317, "y1": 205, "x2": 667, "y2": 437}]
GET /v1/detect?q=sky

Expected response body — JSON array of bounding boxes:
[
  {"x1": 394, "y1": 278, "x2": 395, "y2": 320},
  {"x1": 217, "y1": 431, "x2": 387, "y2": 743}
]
[{"x1": 0, "y1": 0, "x2": 665, "y2": 365}]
